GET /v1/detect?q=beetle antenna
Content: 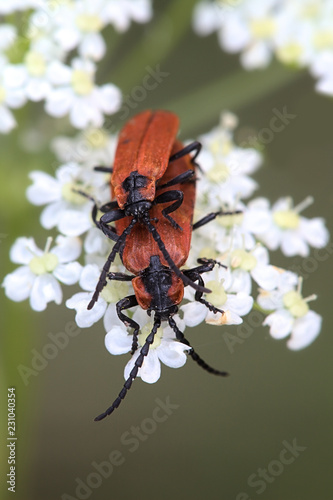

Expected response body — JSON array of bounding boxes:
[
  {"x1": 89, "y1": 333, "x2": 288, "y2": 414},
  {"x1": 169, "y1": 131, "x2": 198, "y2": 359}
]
[
  {"x1": 168, "y1": 317, "x2": 228, "y2": 377},
  {"x1": 144, "y1": 218, "x2": 211, "y2": 294},
  {"x1": 88, "y1": 218, "x2": 137, "y2": 310},
  {"x1": 94, "y1": 317, "x2": 161, "y2": 421}
]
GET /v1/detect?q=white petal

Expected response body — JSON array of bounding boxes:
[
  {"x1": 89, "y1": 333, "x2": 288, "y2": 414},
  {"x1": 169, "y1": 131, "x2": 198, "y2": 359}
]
[
  {"x1": 52, "y1": 235, "x2": 82, "y2": 262},
  {"x1": 225, "y1": 292, "x2": 253, "y2": 316},
  {"x1": 53, "y1": 262, "x2": 82, "y2": 285},
  {"x1": 124, "y1": 350, "x2": 161, "y2": 384},
  {"x1": 2, "y1": 266, "x2": 34, "y2": 302},
  {"x1": 58, "y1": 209, "x2": 92, "y2": 236},
  {"x1": 103, "y1": 303, "x2": 124, "y2": 332},
  {"x1": 79, "y1": 33, "x2": 106, "y2": 61},
  {"x1": 181, "y1": 302, "x2": 208, "y2": 327},
  {"x1": 0, "y1": 105, "x2": 16, "y2": 133},
  {"x1": 10, "y1": 237, "x2": 40, "y2": 264},
  {"x1": 66, "y1": 292, "x2": 106, "y2": 328},
  {"x1": 45, "y1": 88, "x2": 73, "y2": 117},
  {"x1": 30, "y1": 274, "x2": 62, "y2": 311},
  {"x1": 287, "y1": 312, "x2": 322, "y2": 351},
  {"x1": 39, "y1": 202, "x2": 63, "y2": 230},
  {"x1": 301, "y1": 218, "x2": 329, "y2": 248},
  {"x1": 84, "y1": 227, "x2": 110, "y2": 255},
  {"x1": 251, "y1": 265, "x2": 280, "y2": 291},
  {"x1": 105, "y1": 327, "x2": 132, "y2": 355},
  {"x1": 79, "y1": 264, "x2": 100, "y2": 291},
  {"x1": 263, "y1": 310, "x2": 293, "y2": 339},
  {"x1": 241, "y1": 41, "x2": 272, "y2": 69},
  {"x1": 280, "y1": 232, "x2": 309, "y2": 257},
  {"x1": 46, "y1": 60, "x2": 72, "y2": 85},
  {"x1": 26, "y1": 170, "x2": 61, "y2": 205},
  {"x1": 26, "y1": 78, "x2": 51, "y2": 101},
  {"x1": 97, "y1": 84, "x2": 122, "y2": 114},
  {"x1": 158, "y1": 340, "x2": 188, "y2": 369}
]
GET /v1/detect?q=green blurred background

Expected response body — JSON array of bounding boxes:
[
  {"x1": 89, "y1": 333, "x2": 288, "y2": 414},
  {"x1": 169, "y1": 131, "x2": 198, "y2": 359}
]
[{"x1": 1, "y1": 2, "x2": 332, "y2": 499}]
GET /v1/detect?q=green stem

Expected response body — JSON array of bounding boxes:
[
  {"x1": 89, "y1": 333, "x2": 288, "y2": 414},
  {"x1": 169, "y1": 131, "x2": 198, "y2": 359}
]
[
  {"x1": 111, "y1": 0, "x2": 198, "y2": 92},
  {"x1": 161, "y1": 63, "x2": 304, "y2": 136}
]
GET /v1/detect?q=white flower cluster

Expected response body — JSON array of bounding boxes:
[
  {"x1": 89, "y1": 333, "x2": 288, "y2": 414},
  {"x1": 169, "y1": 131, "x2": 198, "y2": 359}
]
[
  {"x1": 2, "y1": 113, "x2": 329, "y2": 384},
  {"x1": 0, "y1": 0, "x2": 153, "y2": 133},
  {"x1": 193, "y1": 0, "x2": 333, "y2": 96}
]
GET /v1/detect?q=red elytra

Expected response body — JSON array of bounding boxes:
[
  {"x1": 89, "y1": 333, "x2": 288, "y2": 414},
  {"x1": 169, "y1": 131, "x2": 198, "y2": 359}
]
[{"x1": 112, "y1": 110, "x2": 180, "y2": 209}]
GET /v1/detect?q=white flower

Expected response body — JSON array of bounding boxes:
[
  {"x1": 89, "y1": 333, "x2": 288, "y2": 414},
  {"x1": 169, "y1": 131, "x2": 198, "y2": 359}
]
[
  {"x1": 253, "y1": 196, "x2": 329, "y2": 257},
  {"x1": 195, "y1": 113, "x2": 262, "y2": 208},
  {"x1": 310, "y1": 51, "x2": 333, "y2": 96},
  {"x1": 192, "y1": 0, "x2": 333, "y2": 95},
  {"x1": 52, "y1": 127, "x2": 117, "y2": 168},
  {"x1": 105, "y1": 308, "x2": 188, "y2": 384},
  {"x1": 51, "y1": 0, "x2": 108, "y2": 61},
  {"x1": 26, "y1": 162, "x2": 107, "y2": 236},
  {"x1": 258, "y1": 273, "x2": 321, "y2": 349},
  {"x1": 181, "y1": 264, "x2": 253, "y2": 327},
  {"x1": 2, "y1": 236, "x2": 82, "y2": 311},
  {"x1": 0, "y1": 0, "x2": 38, "y2": 14},
  {"x1": 66, "y1": 263, "x2": 129, "y2": 328},
  {"x1": 103, "y1": 0, "x2": 153, "y2": 32},
  {"x1": 45, "y1": 58, "x2": 122, "y2": 129},
  {"x1": 0, "y1": 57, "x2": 27, "y2": 133},
  {"x1": 0, "y1": 24, "x2": 17, "y2": 51}
]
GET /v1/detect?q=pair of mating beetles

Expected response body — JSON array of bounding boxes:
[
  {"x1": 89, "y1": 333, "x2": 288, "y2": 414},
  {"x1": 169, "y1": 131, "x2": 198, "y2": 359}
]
[{"x1": 86, "y1": 110, "x2": 233, "y2": 421}]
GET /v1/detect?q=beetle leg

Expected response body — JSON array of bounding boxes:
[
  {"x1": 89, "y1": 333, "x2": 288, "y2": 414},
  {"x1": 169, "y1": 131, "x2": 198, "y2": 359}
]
[
  {"x1": 156, "y1": 169, "x2": 195, "y2": 190},
  {"x1": 88, "y1": 218, "x2": 137, "y2": 309},
  {"x1": 183, "y1": 259, "x2": 225, "y2": 315},
  {"x1": 144, "y1": 218, "x2": 211, "y2": 294},
  {"x1": 94, "y1": 318, "x2": 161, "y2": 421},
  {"x1": 116, "y1": 294, "x2": 140, "y2": 354},
  {"x1": 154, "y1": 190, "x2": 184, "y2": 230},
  {"x1": 93, "y1": 166, "x2": 113, "y2": 173},
  {"x1": 169, "y1": 140, "x2": 202, "y2": 165},
  {"x1": 192, "y1": 209, "x2": 242, "y2": 230},
  {"x1": 168, "y1": 317, "x2": 228, "y2": 377},
  {"x1": 107, "y1": 271, "x2": 135, "y2": 281}
]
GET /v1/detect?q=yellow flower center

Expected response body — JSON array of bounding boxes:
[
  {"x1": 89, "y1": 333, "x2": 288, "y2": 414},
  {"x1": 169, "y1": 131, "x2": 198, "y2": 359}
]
[
  {"x1": 207, "y1": 162, "x2": 230, "y2": 183},
  {"x1": 25, "y1": 51, "x2": 46, "y2": 77},
  {"x1": 283, "y1": 290, "x2": 309, "y2": 318},
  {"x1": 276, "y1": 43, "x2": 303, "y2": 65},
  {"x1": 138, "y1": 323, "x2": 163, "y2": 350},
  {"x1": 250, "y1": 17, "x2": 276, "y2": 39},
  {"x1": 76, "y1": 14, "x2": 103, "y2": 33},
  {"x1": 217, "y1": 211, "x2": 243, "y2": 229},
  {"x1": 313, "y1": 30, "x2": 333, "y2": 50},
  {"x1": 61, "y1": 182, "x2": 88, "y2": 204},
  {"x1": 0, "y1": 86, "x2": 6, "y2": 104},
  {"x1": 71, "y1": 69, "x2": 93, "y2": 95},
  {"x1": 85, "y1": 128, "x2": 108, "y2": 148},
  {"x1": 273, "y1": 209, "x2": 300, "y2": 229},
  {"x1": 231, "y1": 249, "x2": 257, "y2": 271},
  {"x1": 101, "y1": 281, "x2": 128, "y2": 304},
  {"x1": 205, "y1": 280, "x2": 227, "y2": 307},
  {"x1": 29, "y1": 252, "x2": 59, "y2": 275}
]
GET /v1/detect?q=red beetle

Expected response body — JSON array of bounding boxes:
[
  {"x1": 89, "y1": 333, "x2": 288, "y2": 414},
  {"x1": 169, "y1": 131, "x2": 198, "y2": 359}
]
[
  {"x1": 88, "y1": 110, "x2": 206, "y2": 310},
  {"x1": 93, "y1": 137, "x2": 230, "y2": 421}
]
